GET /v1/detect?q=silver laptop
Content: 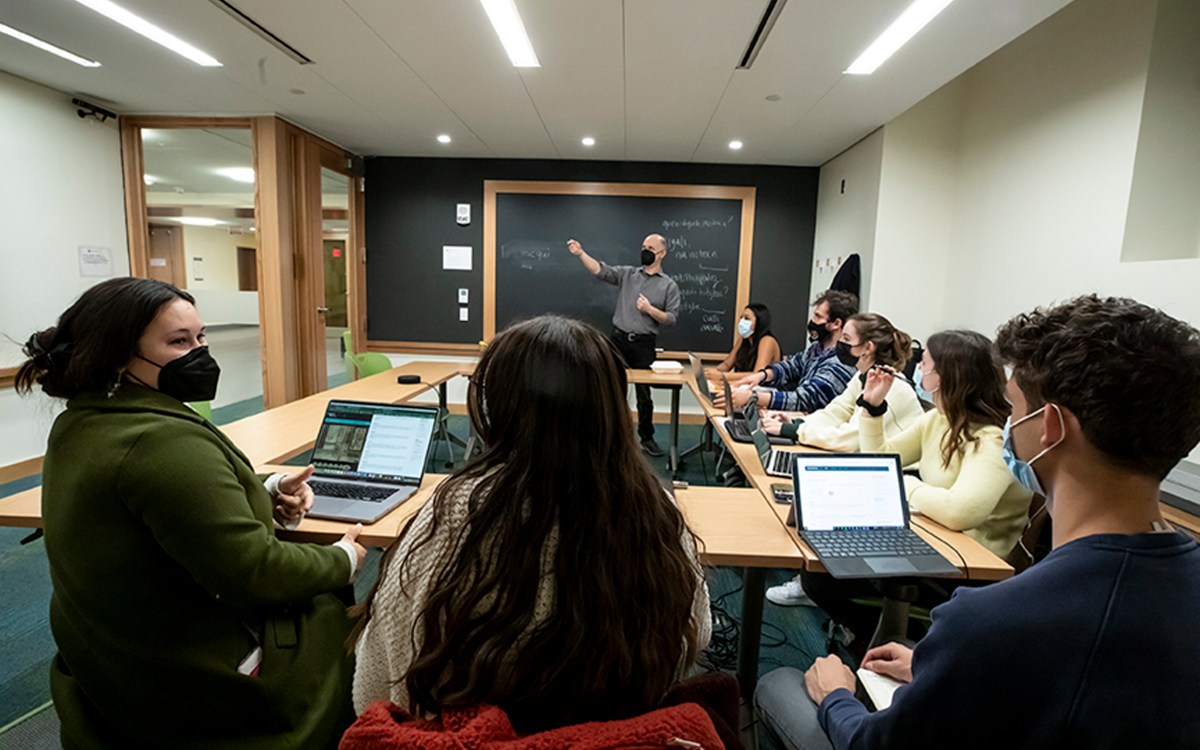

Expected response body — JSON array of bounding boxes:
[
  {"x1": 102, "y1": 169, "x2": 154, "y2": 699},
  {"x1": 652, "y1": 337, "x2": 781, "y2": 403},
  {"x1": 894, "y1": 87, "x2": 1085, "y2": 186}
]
[
  {"x1": 687, "y1": 352, "x2": 715, "y2": 406},
  {"x1": 791, "y1": 452, "x2": 961, "y2": 579},
  {"x1": 305, "y1": 400, "x2": 438, "y2": 523},
  {"x1": 752, "y1": 423, "x2": 795, "y2": 478}
]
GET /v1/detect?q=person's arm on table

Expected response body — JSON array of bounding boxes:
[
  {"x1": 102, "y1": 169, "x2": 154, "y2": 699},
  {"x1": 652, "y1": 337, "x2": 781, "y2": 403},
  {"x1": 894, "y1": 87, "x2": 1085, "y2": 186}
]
[
  {"x1": 119, "y1": 424, "x2": 364, "y2": 607},
  {"x1": 765, "y1": 355, "x2": 853, "y2": 412},
  {"x1": 793, "y1": 379, "x2": 862, "y2": 451}
]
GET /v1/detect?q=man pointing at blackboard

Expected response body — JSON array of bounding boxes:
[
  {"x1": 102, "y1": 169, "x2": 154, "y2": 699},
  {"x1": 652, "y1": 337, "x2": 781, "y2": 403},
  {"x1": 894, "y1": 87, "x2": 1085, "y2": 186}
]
[{"x1": 568, "y1": 234, "x2": 682, "y2": 457}]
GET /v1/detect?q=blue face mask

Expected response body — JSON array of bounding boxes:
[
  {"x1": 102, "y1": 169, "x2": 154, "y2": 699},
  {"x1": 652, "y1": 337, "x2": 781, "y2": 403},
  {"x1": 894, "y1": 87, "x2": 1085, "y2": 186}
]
[
  {"x1": 1002, "y1": 404, "x2": 1064, "y2": 496},
  {"x1": 738, "y1": 319, "x2": 753, "y2": 338},
  {"x1": 913, "y1": 368, "x2": 935, "y2": 403}
]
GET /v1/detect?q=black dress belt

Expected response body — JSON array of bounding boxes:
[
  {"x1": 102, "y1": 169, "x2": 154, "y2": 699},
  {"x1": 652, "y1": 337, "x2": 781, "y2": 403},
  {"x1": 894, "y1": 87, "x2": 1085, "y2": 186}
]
[{"x1": 614, "y1": 327, "x2": 656, "y2": 343}]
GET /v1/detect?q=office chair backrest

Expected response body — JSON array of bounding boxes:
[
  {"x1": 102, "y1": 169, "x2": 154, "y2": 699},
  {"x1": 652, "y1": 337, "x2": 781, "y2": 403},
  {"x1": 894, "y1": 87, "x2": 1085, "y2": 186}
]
[{"x1": 352, "y1": 352, "x2": 393, "y2": 378}]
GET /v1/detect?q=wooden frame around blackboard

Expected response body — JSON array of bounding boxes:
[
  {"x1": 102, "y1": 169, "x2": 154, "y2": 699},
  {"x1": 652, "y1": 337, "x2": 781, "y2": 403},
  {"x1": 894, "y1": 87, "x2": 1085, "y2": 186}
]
[{"x1": 483, "y1": 180, "x2": 755, "y2": 359}]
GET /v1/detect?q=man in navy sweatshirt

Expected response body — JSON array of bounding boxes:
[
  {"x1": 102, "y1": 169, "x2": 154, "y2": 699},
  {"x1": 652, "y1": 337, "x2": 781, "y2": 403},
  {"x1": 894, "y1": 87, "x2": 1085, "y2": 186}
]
[{"x1": 755, "y1": 295, "x2": 1200, "y2": 749}]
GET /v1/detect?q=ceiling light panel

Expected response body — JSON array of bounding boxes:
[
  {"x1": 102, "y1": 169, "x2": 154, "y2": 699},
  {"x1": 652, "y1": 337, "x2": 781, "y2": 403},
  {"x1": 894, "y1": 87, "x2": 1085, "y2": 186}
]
[
  {"x1": 845, "y1": 0, "x2": 955, "y2": 75},
  {"x1": 72, "y1": 0, "x2": 223, "y2": 66},
  {"x1": 0, "y1": 23, "x2": 101, "y2": 67},
  {"x1": 480, "y1": 0, "x2": 540, "y2": 67}
]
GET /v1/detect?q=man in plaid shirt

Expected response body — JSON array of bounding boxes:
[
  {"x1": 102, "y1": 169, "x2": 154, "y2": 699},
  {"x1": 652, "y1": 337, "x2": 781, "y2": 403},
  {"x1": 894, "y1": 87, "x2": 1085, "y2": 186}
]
[{"x1": 731, "y1": 290, "x2": 858, "y2": 413}]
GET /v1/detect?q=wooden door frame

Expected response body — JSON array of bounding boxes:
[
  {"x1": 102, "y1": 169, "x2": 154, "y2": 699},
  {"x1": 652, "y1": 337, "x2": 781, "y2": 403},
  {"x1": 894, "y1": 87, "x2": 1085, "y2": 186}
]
[{"x1": 121, "y1": 116, "x2": 362, "y2": 408}]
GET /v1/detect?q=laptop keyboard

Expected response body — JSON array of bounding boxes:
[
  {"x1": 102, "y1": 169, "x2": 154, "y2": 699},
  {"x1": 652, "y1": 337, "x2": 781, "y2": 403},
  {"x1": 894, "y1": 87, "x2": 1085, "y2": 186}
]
[
  {"x1": 769, "y1": 451, "x2": 793, "y2": 476},
  {"x1": 804, "y1": 529, "x2": 938, "y2": 558},
  {"x1": 310, "y1": 481, "x2": 396, "y2": 502}
]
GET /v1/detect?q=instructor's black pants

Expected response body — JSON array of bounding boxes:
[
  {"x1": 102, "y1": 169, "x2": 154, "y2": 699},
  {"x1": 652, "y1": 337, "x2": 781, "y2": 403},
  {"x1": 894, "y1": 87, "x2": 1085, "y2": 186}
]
[{"x1": 611, "y1": 329, "x2": 657, "y2": 442}]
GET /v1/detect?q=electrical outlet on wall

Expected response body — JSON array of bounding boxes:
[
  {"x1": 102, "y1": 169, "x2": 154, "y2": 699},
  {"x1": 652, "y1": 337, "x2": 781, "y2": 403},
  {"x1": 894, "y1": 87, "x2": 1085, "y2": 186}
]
[
  {"x1": 458, "y1": 288, "x2": 469, "y2": 304},
  {"x1": 459, "y1": 308, "x2": 469, "y2": 322}
]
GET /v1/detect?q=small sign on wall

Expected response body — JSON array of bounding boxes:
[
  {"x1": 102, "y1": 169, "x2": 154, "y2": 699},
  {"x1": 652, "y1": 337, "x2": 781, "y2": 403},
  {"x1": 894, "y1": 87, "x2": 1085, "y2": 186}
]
[
  {"x1": 442, "y1": 245, "x2": 472, "y2": 271},
  {"x1": 78, "y1": 245, "x2": 113, "y2": 277},
  {"x1": 193, "y1": 256, "x2": 204, "y2": 282}
]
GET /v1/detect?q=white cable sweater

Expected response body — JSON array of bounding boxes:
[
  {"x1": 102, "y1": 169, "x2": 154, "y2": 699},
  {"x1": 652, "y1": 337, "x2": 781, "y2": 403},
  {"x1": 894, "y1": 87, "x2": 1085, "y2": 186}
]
[
  {"x1": 790, "y1": 375, "x2": 924, "y2": 452},
  {"x1": 860, "y1": 409, "x2": 1033, "y2": 557},
  {"x1": 352, "y1": 475, "x2": 712, "y2": 716}
]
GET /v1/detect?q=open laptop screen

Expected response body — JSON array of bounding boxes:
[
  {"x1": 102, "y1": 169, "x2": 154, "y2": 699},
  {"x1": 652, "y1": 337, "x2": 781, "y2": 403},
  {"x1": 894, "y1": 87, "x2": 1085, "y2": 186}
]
[
  {"x1": 792, "y1": 453, "x2": 907, "y2": 531},
  {"x1": 311, "y1": 400, "x2": 436, "y2": 483},
  {"x1": 688, "y1": 352, "x2": 711, "y2": 405}
]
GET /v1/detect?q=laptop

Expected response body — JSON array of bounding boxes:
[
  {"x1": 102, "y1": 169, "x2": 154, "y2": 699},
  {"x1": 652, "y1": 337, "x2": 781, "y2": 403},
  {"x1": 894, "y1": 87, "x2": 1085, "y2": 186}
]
[
  {"x1": 305, "y1": 399, "x2": 438, "y2": 523},
  {"x1": 791, "y1": 452, "x2": 961, "y2": 579},
  {"x1": 721, "y1": 378, "x2": 755, "y2": 443},
  {"x1": 687, "y1": 352, "x2": 716, "y2": 407},
  {"x1": 752, "y1": 423, "x2": 796, "y2": 478}
]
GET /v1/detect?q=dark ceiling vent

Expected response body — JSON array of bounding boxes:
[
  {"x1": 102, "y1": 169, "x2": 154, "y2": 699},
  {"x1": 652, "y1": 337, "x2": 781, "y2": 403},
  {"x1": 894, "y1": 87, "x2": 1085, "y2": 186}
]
[
  {"x1": 737, "y1": 0, "x2": 789, "y2": 69},
  {"x1": 208, "y1": 0, "x2": 314, "y2": 64}
]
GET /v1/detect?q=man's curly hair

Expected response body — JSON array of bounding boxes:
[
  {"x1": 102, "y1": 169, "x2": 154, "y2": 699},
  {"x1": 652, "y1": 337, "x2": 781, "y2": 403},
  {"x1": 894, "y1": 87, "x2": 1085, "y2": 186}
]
[{"x1": 995, "y1": 295, "x2": 1200, "y2": 479}]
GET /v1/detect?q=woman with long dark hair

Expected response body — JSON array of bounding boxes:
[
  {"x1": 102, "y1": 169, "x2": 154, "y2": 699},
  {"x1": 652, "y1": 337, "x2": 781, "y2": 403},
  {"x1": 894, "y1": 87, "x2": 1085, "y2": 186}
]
[
  {"x1": 18, "y1": 277, "x2": 363, "y2": 749},
  {"x1": 858, "y1": 329, "x2": 1032, "y2": 556},
  {"x1": 707, "y1": 303, "x2": 782, "y2": 377},
  {"x1": 351, "y1": 315, "x2": 710, "y2": 733}
]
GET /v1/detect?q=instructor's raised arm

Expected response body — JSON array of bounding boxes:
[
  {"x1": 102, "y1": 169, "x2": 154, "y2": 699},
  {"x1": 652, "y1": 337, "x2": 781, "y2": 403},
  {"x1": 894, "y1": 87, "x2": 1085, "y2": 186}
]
[{"x1": 567, "y1": 238, "x2": 602, "y2": 276}]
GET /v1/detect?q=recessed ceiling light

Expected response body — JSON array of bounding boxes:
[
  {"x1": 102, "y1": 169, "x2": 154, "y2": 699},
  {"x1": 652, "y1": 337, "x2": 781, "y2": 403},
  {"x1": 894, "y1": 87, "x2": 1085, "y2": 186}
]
[
  {"x1": 845, "y1": 0, "x2": 955, "y2": 75},
  {"x1": 214, "y1": 167, "x2": 255, "y2": 183},
  {"x1": 728, "y1": 140, "x2": 744, "y2": 150},
  {"x1": 71, "y1": 0, "x2": 222, "y2": 67},
  {"x1": 172, "y1": 217, "x2": 224, "y2": 227},
  {"x1": 437, "y1": 134, "x2": 452, "y2": 144},
  {"x1": 479, "y1": 0, "x2": 540, "y2": 68},
  {"x1": 143, "y1": 174, "x2": 157, "y2": 186},
  {"x1": 581, "y1": 136, "x2": 595, "y2": 147},
  {"x1": 0, "y1": 22, "x2": 102, "y2": 67}
]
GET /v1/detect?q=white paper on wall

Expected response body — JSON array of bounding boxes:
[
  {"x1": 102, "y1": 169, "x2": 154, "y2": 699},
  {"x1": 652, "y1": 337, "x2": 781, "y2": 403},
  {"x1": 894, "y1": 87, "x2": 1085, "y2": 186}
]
[
  {"x1": 78, "y1": 245, "x2": 113, "y2": 277},
  {"x1": 442, "y1": 245, "x2": 472, "y2": 271}
]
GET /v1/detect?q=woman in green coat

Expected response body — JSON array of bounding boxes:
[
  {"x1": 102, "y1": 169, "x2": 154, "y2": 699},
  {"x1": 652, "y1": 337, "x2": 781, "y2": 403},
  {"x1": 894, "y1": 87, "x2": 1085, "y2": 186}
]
[{"x1": 17, "y1": 277, "x2": 366, "y2": 749}]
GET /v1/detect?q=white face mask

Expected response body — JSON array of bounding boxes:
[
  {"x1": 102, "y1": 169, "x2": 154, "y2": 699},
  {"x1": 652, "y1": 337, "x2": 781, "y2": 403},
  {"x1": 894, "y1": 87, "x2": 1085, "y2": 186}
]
[
  {"x1": 738, "y1": 319, "x2": 753, "y2": 338},
  {"x1": 1002, "y1": 404, "x2": 1065, "y2": 497}
]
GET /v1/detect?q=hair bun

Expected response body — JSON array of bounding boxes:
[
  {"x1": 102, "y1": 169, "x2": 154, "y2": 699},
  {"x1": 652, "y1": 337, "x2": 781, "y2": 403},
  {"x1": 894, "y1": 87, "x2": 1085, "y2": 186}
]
[{"x1": 25, "y1": 332, "x2": 72, "y2": 372}]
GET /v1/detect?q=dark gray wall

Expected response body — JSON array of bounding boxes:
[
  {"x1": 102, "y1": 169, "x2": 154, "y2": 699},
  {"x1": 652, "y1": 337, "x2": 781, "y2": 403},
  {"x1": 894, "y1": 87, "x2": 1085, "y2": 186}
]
[{"x1": 364, "y1": 157, "x2": 819, "y2": 355}]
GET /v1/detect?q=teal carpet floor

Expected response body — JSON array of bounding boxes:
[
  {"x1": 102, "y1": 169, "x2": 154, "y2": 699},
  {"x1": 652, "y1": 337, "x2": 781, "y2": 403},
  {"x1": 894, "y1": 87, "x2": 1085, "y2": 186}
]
[{"x1": 0, "y1": 402, "x2": 827, "y2": 742}]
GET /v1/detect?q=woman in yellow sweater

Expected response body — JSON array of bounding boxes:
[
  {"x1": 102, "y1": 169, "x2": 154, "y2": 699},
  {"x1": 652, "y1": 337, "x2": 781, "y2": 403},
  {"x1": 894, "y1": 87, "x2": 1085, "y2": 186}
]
[
  {"x1": 798, "y1": 330, "x2": 1032, "y2": 643},
  {"x1": 858, "y1": 329, "x2": 1032, "y2": 558}
]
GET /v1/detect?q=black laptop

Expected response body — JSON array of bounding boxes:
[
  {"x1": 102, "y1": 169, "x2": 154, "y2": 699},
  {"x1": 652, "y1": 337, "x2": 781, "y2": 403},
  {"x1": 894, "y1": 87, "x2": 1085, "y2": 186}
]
[
  {"x1": 305, "y1": 400, "x2": 438, "y2": 523},
  {"x1": 687, "y1": 352, "x2": 716, "y2": 406},
  {"x1": 721, "y1": 378, "x2": 754, "y2": 443},
  {"x1": 791, "y1": 452, "x2": 961, "y2": 579}
]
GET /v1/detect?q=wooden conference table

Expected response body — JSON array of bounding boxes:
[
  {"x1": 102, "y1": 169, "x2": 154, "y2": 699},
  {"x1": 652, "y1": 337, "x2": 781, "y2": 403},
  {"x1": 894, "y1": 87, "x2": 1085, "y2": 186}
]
[
  {"x1": 690, "y1": 377, "x2": 1013, "y2": 690},
  {"x1": 0, "y1": 360, "x2": 1012, "y2": 696}
]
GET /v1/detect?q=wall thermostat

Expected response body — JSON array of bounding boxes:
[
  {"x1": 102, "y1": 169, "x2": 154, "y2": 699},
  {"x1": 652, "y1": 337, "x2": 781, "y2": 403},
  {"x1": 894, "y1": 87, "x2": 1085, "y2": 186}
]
[{"x1": 456, "y1": 203, "x2": 470, "y2": 226}]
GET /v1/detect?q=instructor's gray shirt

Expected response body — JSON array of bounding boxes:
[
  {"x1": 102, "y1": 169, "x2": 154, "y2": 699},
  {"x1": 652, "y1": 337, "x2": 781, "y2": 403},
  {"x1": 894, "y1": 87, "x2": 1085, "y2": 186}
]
[{"x1": 597, "y1": 262, "x2": 682, "y2": 335}]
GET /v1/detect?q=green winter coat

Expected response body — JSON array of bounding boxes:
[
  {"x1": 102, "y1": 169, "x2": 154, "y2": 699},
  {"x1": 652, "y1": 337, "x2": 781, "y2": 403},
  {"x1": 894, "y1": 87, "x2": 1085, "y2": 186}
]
[{"x1": 42, "y1": 384, "x2": 354, "y2": 749}]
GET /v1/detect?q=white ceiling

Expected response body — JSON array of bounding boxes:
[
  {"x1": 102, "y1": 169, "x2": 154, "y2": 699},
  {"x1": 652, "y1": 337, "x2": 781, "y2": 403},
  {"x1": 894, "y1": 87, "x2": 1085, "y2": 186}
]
[{"x1": 1, "y1": 0, "x2": 1075, "y2": 165}]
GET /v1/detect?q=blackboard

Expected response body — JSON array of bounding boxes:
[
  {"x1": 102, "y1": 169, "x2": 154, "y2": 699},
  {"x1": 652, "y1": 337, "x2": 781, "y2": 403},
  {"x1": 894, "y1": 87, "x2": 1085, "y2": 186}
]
[{"x1": 485, "y1": 182, "x2": 754, "y2": 355}]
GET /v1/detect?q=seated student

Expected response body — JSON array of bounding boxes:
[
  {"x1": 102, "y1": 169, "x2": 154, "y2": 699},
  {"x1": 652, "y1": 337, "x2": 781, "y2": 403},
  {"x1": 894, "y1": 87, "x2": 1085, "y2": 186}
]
[
  {"x1": 763, "y1": 313, "x2": 925, "y2": 608},
  {"x1": 706, "y1": 303, "x2": 782, "y2": 378},
  {"x1": 762, "y1": 312, "x2": 923, "y2": 449},
  {"x1": 755, "y1": 295, "x2": 1200, "y2": 750},
  {"x1": 727, "y1": 290, "x2": 859, "y2": 413},
  {"x1": 796, "y1": 330, "x2": 1033, "y2": 627},
  {"x1": 17, "y1": 277, "x2": 363, "y2": 749},
  {"x1": 351, "y1": 315, "x2": 711, "y2": 734}
]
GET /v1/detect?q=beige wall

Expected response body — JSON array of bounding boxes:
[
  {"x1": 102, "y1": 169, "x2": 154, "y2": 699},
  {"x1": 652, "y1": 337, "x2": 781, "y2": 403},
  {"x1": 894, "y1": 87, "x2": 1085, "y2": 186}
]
[
  {"x1": 0, "y1": 72, "x2": 129, "y2": 468},
  {"x1": 183, "y1": 225, "x2": 256, "y2": 291},
  {"x1": 821, "y1": 0, "x2": 1199, "y2": 462}
]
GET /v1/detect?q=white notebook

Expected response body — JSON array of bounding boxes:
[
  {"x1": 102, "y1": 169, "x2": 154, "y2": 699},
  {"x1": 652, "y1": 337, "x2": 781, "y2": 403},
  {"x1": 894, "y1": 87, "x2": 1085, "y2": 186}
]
[{"x1": 857, "y1": 668, "x2": 905, "y2": 710}]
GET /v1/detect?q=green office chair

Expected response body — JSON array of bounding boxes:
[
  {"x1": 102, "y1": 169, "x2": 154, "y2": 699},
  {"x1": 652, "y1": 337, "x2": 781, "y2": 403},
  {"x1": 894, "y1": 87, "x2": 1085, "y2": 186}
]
[
  {"x1": 188, "y1": 401, "x2": 213, "y2": 420},
  {"x1": 351, "y1": 352, "x2": 393, "y2": 378},
  {"x1": 341, "y1": 330, "x2": 357, "y2": 380}
]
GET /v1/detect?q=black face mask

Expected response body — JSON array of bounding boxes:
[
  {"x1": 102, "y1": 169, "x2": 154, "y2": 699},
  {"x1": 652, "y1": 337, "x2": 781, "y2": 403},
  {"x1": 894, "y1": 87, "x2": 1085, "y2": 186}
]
[
  {"x1": 640, "y1": 249, "x2": 656, "y2": 266},
  {"x1": 138, "y1": 346, "x2": 221, "y2": 403},
  {"x1": 807, "y1": 319, "x2": 831, "y2": 343},
  {"x1": 834, "y1": 341, "x2": 860, "y2": 368}
]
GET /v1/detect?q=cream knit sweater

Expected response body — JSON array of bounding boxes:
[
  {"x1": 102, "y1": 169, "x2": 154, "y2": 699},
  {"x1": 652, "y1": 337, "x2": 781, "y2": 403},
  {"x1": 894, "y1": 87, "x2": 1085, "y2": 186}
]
[
  {"x1": 860, "y1": 409, "x2": 1032, "y2": 557},
  {"x1": 352, "y1": 475, "x2": 712, "y2": 715},
  {"x1": 790, "y1": 374, "x2": 924, "y2": 452}
]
